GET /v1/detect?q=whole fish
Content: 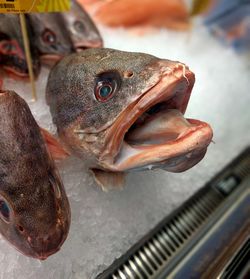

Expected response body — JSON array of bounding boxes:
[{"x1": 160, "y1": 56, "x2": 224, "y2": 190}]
[
  {"x1": 61, "y1": 0, "x2": 103, "y2": 51},
  {"x1": 0, "y1": 14, "x2": 40, "y2": 77},
  {"x1": 46, "y1": 48, "x2": 213, "y2": 190},
  {"x1": 26, "y1": 13, "x2": 74, "y2": 64},
  {"x1": 0, "y1": 90, "x2": 70, "y2": 259}
]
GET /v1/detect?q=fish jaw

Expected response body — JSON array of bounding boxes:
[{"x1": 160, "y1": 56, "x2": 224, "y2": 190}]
[
  {"x1": 98, "y1": 61, "x2": 213, "y2": 172},
  {"x1": 0, "y1": 40, "x2": 35, "y2": 78},
  {"x1": 40, "y1": 54, "x2": 64, "y2": 66},
  {"x1": 75, "y1": 39, "x2": 103, "y2": 52}
]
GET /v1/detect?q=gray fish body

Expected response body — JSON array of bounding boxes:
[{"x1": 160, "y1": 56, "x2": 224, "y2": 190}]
[{"x1": 0, "y1": 90, "x2": 70, "y2": 259}]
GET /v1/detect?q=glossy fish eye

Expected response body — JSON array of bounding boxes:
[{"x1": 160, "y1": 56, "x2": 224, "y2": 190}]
[
  {"x1": 95, "y1": 81, "x2": 115, "y2": 102},
  {"x1": 0, "y1": 197, "x2": 10, "y2": 222},
  {"x1": 74, "y1": 20, "x2": 85, "y2": 33},
  {"x1": 42, "y1": 29, "x2": 56, "y2": 44}
]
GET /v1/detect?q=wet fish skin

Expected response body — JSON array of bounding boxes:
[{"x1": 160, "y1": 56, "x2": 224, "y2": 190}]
[
  {"x1": 62, "y1": 0, "x2": 103, "y2": 51},
  {"x1": 0, "y1": 14, "x2": 40, "y2": 77},
  {"x1": 0, "y1": 90, "x2": 70, "y2": 259},
  {"x1": 46, "y1": 48, "x2": 213, "y2": 190},
  {"x1": 46, "y1": 49, "x2": 160, "y2": 133}
]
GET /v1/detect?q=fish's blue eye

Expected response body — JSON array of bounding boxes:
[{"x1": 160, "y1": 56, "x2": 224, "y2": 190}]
[
  {"x1": 100, "y1": 85, "x2": 112, "y2": 98},
  {"x1": 0, "y1": 198, "x2": 10, "y2": 222},
  {"x1": 95, "y1": 81, "x2": 115, "y2": 102}
]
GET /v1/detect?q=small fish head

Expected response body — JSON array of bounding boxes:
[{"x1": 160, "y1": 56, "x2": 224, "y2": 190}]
[
  {"x1": 62, "y1": 0, "x2": 103, "y2": 51},
  {"x1": 46, "y1": 48, "x2": 213, "y2": 174},
  {"x1": 0, "y1": 15, "x2": 40, "y2": 77},
  {"x1": 27, "y1": 13, "x2": 74, "y2": 64},
  {"x1": 0, "y1": 167, "x2": 70, "y2": 259}
]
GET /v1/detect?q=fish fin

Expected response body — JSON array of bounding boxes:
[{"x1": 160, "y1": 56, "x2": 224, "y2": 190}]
[
  {"x1": 40, "y1": 128, "x2": 70, "y2": 160},
  {"x1": 91, "y1": 169, "x2": 125, "y2": 191}
]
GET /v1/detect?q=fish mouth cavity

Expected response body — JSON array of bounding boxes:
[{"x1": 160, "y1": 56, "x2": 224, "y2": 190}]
[{"x1": 101, "y1": 64, "x2": 213, "y2": 172}]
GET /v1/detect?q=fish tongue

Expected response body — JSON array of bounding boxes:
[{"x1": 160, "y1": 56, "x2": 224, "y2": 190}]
[{"x1": 126, "y1": 109, "x2": 193, "y2": 145}]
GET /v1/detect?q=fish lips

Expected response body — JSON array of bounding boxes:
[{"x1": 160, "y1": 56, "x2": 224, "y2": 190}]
[
  {"x1": 1, "y1": 55, "x2": 40, "y2": 78},
  {"x1": 99, "y1": 61, "x2": 213, "y2": 172},
  {"x1": 75, "y1": 39, "x2": 103, "y2": 52},
  {"x1": 40, "y1": 54, "x2": 64, "y2": 66}
]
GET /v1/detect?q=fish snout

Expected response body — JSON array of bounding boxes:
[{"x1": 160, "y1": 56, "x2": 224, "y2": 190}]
[
  {"x1": 156, "y1": 60, "x2": 194, "y2": 84},
  {"x1": 26, "y1": 220, "x2": 68, "y2": 259}
]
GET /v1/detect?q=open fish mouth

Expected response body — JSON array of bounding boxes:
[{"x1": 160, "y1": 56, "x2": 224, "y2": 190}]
[
  {"x1": 1, "y1": 57, "x2": 29, "y2": 77},
  {"x1": 101, "y1": 62, "x2": 213, "y2": 172}
]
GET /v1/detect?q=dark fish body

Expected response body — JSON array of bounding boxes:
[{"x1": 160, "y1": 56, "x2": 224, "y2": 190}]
[
  {"x1": 46, "y1": 48, "x2": 213, "y2": 190},
  {"x1": 0, "y1": 90, "x2": 70, "y2": 259},
  {"x1": 0, "y1": 14, "x2": 40, "y2": 77}
]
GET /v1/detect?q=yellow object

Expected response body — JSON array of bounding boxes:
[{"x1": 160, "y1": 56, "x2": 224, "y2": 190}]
[
  {"x1": 0, "y1": 0, "x2": 70, "y2": 13},
  {"x1": 190, "y1": 0, "x2": 212, "y2": 16},
  {"x1": 19, "y1": 14, "x2": 37, "y2": 101}
]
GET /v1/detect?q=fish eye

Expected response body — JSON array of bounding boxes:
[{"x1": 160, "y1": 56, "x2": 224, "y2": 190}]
[
  {"x1": 74, "y1": 20, "x2": 85, "y2": 33},
  {"x1": 0, "y1": 196, "x2": 10, "y2": 223},
  {"x1": 42, "y1": 29, "x2": 56, "y2": 44},
  {"x1": 95, "y1": 81, "x2": 115, "y2": 102},
  {"x1": 95, "y1": 72, "x2": 121, "y2": 102}
]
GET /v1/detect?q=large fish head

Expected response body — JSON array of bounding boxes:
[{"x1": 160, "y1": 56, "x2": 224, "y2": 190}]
[
  {"x1": 27, "y1": 13, "x2": 74, "y2": 64},
  {"x1": 62, "y1": 0, "x2": 103, "y2": 51},
  {"x1": 0, "y1": 15, "x2": 40, "y2": 77},
  {"x1": 46, "y1": 48, "x2": 213, "y2": 174},
  {"x1": 0, "y1": 90, "x2": 70, "y2": 259}
]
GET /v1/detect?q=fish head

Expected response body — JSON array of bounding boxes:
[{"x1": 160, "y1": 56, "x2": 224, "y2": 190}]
[
  {"x1": 62, "y1": 0, "x2": 103, "y2": 51},
  {"x1": 27, "y1": 13, "x2": 74, "y2": 64},
  {"x1": 0, "y1": 15, "x2": 40, "y2": 77},
  {"x1": 0, "y1": 90, "x2": 70, "y2": 259},
  {"x1": 46, "y1": 48, "x2": 213, "y2": 174}
]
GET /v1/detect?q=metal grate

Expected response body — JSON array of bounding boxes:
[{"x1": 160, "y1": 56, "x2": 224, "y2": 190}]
[
  {"x1": 107, "y1": 189, "x2": 223, "y2": 279},
  {"x1": 97, "y1": 147, "x2": 250, "y2": 279}
]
